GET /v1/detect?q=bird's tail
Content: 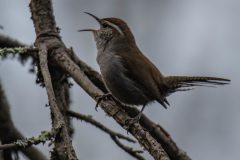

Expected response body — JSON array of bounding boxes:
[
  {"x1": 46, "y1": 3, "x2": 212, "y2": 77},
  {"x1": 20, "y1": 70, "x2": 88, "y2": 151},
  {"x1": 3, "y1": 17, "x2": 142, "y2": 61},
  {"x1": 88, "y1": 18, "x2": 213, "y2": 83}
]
[{"x1": 164, "y1": 76, "x2": 230, "y2": 94}]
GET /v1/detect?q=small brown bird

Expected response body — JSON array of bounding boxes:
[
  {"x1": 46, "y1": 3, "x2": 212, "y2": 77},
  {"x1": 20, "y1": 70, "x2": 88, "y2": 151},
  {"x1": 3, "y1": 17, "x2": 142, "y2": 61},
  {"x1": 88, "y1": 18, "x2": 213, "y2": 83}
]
[{"x1": 79, "y1": 12, "x2": 230, "y2": 122}]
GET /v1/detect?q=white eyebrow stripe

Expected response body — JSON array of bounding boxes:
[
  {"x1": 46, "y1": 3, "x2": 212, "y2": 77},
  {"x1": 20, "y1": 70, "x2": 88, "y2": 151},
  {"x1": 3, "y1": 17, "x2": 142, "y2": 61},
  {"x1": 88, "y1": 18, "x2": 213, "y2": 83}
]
[{"x1": 105, "y1": 21, "x2": 124, "y2": 35}]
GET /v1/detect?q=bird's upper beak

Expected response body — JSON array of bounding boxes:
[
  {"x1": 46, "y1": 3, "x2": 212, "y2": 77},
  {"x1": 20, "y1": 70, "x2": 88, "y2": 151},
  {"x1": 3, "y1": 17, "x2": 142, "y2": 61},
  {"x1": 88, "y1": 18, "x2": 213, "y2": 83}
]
[
  {"x1": 78, "y1": 12, "x2": 101, "y2": 32},
  {"x1": 84, "y1": 12, "x2": 101, "y2": 24}
]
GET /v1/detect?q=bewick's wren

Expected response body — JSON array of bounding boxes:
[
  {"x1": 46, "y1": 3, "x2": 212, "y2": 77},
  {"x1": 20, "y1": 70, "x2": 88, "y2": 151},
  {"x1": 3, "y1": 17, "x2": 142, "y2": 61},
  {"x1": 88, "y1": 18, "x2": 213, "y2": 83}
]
[{"x1": 79, "y1": 12, "x2": 230, "y2": 121}]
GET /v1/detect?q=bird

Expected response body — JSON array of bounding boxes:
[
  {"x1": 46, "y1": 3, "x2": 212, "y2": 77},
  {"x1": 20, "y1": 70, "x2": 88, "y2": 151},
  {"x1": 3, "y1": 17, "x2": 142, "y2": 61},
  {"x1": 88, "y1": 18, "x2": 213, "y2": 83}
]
[{"x1": 79, "y1": 12, "x2": 230, "y2": 123}]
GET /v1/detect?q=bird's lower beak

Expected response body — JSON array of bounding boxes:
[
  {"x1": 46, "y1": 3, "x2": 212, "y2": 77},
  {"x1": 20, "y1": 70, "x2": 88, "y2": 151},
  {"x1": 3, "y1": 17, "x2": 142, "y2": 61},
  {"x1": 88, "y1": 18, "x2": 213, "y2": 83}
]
[{"x1": 78, "y1": 29, "x2": 96, "y2": 32}]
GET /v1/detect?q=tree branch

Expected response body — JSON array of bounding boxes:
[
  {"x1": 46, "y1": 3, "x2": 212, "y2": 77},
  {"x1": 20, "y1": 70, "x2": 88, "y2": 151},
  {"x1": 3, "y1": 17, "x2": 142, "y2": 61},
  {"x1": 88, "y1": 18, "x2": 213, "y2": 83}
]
[
  {"x1": 69, "y1": 48, "x2": 108, "y2": 93},
  {"x1": 0, "y1": 47, "x2": 37, "y2": 57},
  {"x1": 37, "y1": 43, "x2": 77, "y2": 160},
  {"x1": 29, "y1": 0, "x2": 77, "y2": 159}
]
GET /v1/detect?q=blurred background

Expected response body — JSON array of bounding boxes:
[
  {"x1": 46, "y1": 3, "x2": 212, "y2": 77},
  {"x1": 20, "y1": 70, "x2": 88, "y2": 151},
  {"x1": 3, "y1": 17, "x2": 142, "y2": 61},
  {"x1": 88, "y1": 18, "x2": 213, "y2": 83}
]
[{"x1": 0, "y1": 0, "x2": 239, "y2": 159}]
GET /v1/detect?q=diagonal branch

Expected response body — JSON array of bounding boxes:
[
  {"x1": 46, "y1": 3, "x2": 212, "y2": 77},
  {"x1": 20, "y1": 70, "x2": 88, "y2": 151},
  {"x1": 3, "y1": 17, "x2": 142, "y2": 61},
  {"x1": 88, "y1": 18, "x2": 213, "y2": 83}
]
[{"x1": 54, "y1": 51, "x2": 170, "y2": 160}]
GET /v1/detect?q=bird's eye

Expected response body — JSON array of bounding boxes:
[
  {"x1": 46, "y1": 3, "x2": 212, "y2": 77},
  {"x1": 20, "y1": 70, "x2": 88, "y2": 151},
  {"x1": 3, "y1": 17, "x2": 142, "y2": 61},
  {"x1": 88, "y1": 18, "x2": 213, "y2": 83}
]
[{"x1": 102, "y1": 23, "x2": 108, "y2": 28}]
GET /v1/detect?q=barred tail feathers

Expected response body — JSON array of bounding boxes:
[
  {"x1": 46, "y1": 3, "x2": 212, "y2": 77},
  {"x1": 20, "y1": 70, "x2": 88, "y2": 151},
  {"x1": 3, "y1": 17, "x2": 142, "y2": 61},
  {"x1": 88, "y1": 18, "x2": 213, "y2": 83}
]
[{"x1": 164, "y1": 76, "x2": 230, "y2": 93}]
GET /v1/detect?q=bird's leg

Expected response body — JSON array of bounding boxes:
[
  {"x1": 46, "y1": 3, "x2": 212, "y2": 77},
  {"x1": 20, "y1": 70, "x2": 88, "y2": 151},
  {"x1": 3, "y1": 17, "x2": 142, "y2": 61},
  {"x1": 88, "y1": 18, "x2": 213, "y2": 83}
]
[
  {"x1": 95, "y1": 93, "x2": 114, "y2": 111},
  {"x1": 134, "y1": 105, "x2": 146, "y2": 121},
  {"x1": 125, "y1": 105, "x2": 146, "y2": 129}
]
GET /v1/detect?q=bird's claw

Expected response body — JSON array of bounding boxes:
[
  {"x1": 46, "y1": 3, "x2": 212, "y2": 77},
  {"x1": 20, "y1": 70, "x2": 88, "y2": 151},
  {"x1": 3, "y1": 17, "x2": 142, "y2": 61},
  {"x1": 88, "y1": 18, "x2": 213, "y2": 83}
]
[{"x1": 95, "y1": 93, "x2": 113, "y2": 111}]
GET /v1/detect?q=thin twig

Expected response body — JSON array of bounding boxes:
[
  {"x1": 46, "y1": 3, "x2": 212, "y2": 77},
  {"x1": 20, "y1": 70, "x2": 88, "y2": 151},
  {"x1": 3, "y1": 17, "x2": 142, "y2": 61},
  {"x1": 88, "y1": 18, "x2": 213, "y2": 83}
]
[
  {"x1": 0, "y1": 131, "x2": 53, "y2": 150},
  {"x1": 67, "y1": 110, "x2": 135, "y2": 143},
  {"x1": 0, "y1": 47, "x2": 37, "y2": 57},
  {"x1": 111, "y1": 135, "x2": 145, "y2": 160}
]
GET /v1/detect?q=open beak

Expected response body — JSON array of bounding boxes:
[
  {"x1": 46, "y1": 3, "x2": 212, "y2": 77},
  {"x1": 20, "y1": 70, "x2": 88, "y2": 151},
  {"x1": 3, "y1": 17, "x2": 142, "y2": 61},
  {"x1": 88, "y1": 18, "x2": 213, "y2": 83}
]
[{"x1": 78, "y1": 12, "x2": 101, "y2": 32}]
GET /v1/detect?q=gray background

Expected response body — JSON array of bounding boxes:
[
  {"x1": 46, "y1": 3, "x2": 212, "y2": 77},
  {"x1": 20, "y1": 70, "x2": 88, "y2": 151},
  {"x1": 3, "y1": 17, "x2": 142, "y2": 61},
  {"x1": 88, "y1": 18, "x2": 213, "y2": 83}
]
[{"x1": 0, "y1": 0, "x2": 239, "y2": 159}]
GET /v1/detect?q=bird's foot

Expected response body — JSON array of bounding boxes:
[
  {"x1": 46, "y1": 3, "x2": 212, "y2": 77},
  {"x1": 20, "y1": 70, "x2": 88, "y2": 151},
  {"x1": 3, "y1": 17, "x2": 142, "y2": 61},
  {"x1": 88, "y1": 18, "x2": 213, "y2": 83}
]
[{"x1": 95, "y1": 93, "x2": 113, "y2": 111}]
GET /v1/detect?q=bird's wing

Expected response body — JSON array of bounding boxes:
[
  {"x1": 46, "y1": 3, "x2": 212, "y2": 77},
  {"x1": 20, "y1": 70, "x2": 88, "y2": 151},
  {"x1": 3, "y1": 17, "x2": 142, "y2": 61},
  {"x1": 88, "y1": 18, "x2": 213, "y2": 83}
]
[{"x1": 115, "y1": 48, "x2": 166, "y2": 105}]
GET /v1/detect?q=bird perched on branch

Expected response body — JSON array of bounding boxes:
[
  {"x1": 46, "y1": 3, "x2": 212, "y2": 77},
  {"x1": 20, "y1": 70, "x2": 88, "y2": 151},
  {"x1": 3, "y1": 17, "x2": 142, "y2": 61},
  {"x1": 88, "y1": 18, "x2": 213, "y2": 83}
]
[{"x1": 79, "y1": 12, "x2": 230, "y2": 123}]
